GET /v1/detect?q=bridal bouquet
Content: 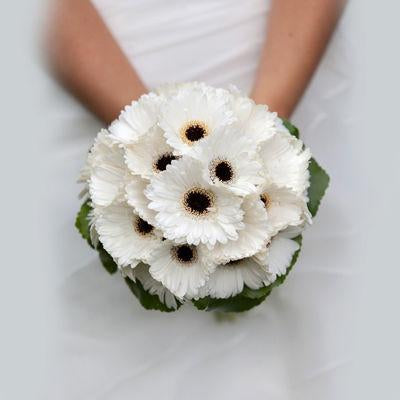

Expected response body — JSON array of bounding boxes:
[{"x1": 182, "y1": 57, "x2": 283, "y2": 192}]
[{"x1": 76, "y1": 82, "x2": 329, "y2": 312}]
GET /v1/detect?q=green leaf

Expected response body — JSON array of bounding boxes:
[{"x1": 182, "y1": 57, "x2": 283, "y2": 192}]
[
  {"x1": 76, "y1": 201, "x2": 118, "y2": 274},
  {"x1": 75, "y1": 201, "x2": 116, "y2": 273},
  {"x1": 97, "y1": 243, "x2": 118, "y2": 274},
  {"x1": 193, "y1": 293, "x2": 270, "y2": 313},
  {"x1": 124, "y1": 277, "x2": 181, "y2": 312},
  {"x1": 282, "y1": 118, "x2": 299, "y2": 139},
  {"x1": 191, "y1": 296, "x2": 209, "y2": 311},
  {"x1": 75, "y1": 201, "x2": 93, "y2": 247},
  {"x1": 241, "y1": 285, "x2": 272, "y2": 299},
  {"x1": 281, "y1": 119, "x2": 330, "y2": 217},
  {"x1": 307, "y1": 158, "x2": 330, "y2": 217}
]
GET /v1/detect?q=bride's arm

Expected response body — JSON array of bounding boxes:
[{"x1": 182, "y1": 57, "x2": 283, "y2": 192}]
[
  {"x1": 251, "y1": 0, "x2": 347, "y2": 118},
  {"x1": 46, "y1": 0, "x2": 146, "y2": 123}
]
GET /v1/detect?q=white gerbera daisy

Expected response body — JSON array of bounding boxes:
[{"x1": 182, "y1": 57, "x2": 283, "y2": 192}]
[
  {"x1": 145, "y1": 157, "x2": 244, "y2": 246},
  {"x1": 147, "y1": 241, "x2": 216, "y2": 299},
  {"x1": 109, "y1": 93, "x2": 160, "y2": 145},
  {"x1": 190, "y1": 124, "x2": 264, "y2": 196},
  {"x1": 125, "y1": 175, "x2": 157, "y2": 226},
  {"x1": 124, "y1": 125, "x2": 179, "y2": 178},
  {"x1": 95, "y1": 202, "x2": 162, "y2": 267},
  {"x1": 205, "y1": 258, "x2": 275, "y2": 299},
  {"x1": 229, "y1": 92, "x2": 278, "y2": 145},
  {"x1": 159, "y1": 85, "x2": 234, "y2": 154},
  {"x1": 121, "y1": 263, "x2": 180, "y2": 310},
  {"x1": 258, "y1": 183, "x2": 309, "y2": 236},
  {"x1": 259, "y1": 130, "x2": 311, "y2": 194},
  {"x1": 89, "y1": 130, "x2": 127, "y2": 207},
  {"x1": 253, "y1": 232, "x2": 300, "y2": 277},
  {"x1": 211, "y1": 196, "x2": 270, "y2": 264}
]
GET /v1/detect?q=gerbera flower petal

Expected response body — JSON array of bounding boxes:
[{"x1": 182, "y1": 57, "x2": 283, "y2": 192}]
[
  {"x1": 155, "y1": 81, "x2": 209, "y2": 98},
  {"x1": 211, "y1": 196, "x2": 271, "y2": 263},
  {"x1": 229, "y1": 91, "x2": 278, "y2": 145},
  {"x1": 125, "y1": 175, "x2": 157, "y2": 226},
  {"x1": 124, "y1": 125, "x2": 178, "y2": 178},
  {"x1": 88, "y1": 130, "x2": 127, "y2": 207},
  {"x1": 205, "y1": 258, "x2": 274, "y2": 299},
  {"x1": 109, "y1": 93, "x2": 160, "y2": 145},
  {"x1": 95, "y1": 202, "x2": 162, "y2": 266},
  {"x1": 259, "y1": 130, "x2": 311, "y2": 194},
  {"x1": 253, "y1": 233, "x2": 300, "y2": 277},
  {"x1": 122, "y1": 263, "x2": 180, "y2": 310},
  {"x1": 258, "y1": 183, "x2": 309, "y2": 236}
]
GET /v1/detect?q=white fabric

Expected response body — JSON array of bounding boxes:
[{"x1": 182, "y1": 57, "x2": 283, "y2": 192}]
[
  {"x1": 45, "y1": 1, "x2": 363, "y2": 398},
  {"x1": 92, "y1": 0, "x2": 269, "y2": 92}
]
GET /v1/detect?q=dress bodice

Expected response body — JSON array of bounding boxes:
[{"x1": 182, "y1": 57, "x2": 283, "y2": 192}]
[{"x1": 92, "y1": 0, "x2": 271, "y2": 93}]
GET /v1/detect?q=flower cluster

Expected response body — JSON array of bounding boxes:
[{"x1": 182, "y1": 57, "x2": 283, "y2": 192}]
[{"x1": 77, "y1": 82, "x2": 328, "y2": 312}]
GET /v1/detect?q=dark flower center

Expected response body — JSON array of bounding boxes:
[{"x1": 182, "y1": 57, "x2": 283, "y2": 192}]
[
  {"x1": 180, "y1": 120, "x2": 209, "y2": 144},
  {"x1": 134, "y1": 216, "x2": 153, "y2": 235},
  {"x1": 183, "y1": 187, "x2": 214, "y2": 216},
  {"x1": 154, "y1": 152, "x2": 177, "y2": 172},
  {"x1": 215, "y1": 160, "x2": 233, "y2": 182},
  {"x1": 260, "y1": 193, "x2": 271, "y2": 209},
  {"x1": 185, "y1": 125, "x2": 206, "y2": 142},
  {"x1": 172, "y1": 244, "x2": 197, "y2": 264}
]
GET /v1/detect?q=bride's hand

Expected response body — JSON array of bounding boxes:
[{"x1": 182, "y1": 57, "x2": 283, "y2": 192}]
[
  {"x1": 251, "y1": 0, "x2": 347, "y2": 118},
  {"x1": 46, "y1": 0, "x2": 147, "y2": 124}
]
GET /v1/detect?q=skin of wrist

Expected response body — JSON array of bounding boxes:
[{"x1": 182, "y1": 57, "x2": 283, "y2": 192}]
[{"x1": 251, "y1": 91, "x2": 292, "y2": 119}]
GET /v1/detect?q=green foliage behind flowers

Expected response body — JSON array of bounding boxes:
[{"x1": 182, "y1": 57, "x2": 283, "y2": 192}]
[
  {"x1": 97, "y1": 243, "x2": 118, "y2": 274},
  {"x1": 75, "y1": 201, "x2": 93, "y2": 248},
  {"x1": 75, "y1": 201, "x2": 117, "y2": 274},
  {"x1": 282, "y1": 118, "x2": 329, "y2": 217},
  {"x1": 282, "y1": 118, "x2": 299, "y2": 139},
  {"x1": 307, "y1": 158, "x2": 330, "y2": 217},
  {"x1": 125, "y1": 277, "x2": 182, "y2": 312}
]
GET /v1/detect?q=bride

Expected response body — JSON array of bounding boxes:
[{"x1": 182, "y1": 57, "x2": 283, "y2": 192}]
[
  {"x1": 48, "y1": 0, "x2": 345, "y2": 122},
  {"x1": 45, "y1": 1, "x2": 352, "y2": 399}
]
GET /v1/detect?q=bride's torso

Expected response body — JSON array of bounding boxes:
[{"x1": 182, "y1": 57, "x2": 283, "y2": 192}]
[{"x1": 92, "y1": 0, "x2": 270, "y2": 93}]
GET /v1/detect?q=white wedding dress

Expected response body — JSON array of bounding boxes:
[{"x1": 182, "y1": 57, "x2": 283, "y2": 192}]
[{"x1": 44, "y1": 1, "x2": 361, "y2": 398}]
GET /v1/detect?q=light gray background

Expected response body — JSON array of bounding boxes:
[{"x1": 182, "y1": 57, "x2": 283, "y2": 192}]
[{"x1": 0, "y1": 1, "x2": 399, "y2": 398}]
